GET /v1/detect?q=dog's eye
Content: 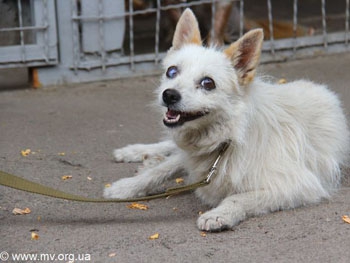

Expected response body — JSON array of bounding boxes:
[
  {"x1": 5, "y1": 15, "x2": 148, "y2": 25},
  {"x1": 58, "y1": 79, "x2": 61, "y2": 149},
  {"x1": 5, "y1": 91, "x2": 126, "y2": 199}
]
[
  {"x1": 166, "y1": 66, "x2": 178, "y2": 79},
  {"x1": 200, "y1": 77, "x2": 216, "y2": 90}
]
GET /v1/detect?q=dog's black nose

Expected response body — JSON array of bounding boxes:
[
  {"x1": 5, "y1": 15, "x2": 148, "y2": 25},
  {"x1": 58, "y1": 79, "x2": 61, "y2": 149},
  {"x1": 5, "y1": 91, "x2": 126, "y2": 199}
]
[{"x1": 162, "y1": 89, "x2": 181, "y2": 105}]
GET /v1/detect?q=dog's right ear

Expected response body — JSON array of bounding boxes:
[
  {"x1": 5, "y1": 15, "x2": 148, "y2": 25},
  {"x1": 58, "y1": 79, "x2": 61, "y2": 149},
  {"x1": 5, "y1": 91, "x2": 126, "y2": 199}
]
[
  {"x1": 172, "y1": 8, "x2": 202, "y2": 50},
  {"x1": 224, "y1": 29, "x2": 264, "y2": 86}
]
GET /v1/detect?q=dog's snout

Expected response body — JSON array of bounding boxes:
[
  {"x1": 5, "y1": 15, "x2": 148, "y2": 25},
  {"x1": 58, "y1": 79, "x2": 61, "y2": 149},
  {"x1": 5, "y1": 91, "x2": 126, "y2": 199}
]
[{"x1": 162, "y1": 89, "x2": 181, "y2": 105}]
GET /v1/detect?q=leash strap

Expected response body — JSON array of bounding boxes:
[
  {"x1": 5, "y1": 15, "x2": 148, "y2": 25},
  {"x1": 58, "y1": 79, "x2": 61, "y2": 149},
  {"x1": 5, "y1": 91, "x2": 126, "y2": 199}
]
[
  {"x1": 0, "y1": 170, "x2": 208, "y2": 203},
  {"x1": 0, "y1": 141, "x2": 230, "y2": 203}
]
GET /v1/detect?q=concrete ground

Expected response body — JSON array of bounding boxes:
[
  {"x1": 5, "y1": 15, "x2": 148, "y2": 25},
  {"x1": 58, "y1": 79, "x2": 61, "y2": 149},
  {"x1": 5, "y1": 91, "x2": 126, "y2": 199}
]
[{"x1": 1, "y1": 53, "x2": 350, "y2": 263}]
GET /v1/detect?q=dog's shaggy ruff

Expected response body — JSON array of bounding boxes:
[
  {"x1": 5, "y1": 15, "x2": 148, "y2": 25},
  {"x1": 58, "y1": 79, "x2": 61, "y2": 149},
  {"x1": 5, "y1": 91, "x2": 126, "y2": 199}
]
[{"x1": 104, "y1": 9, "x2": 349, "y2": 231}]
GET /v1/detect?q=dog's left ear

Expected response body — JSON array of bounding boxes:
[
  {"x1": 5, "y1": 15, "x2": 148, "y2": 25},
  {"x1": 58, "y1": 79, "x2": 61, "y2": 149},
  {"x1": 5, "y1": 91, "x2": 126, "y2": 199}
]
[
  {"x1": 224, "y1": 29, "x2": 264, "y2": 86},
  {"x1": 172, "y1": 8, "x2": 202, "y2": 50}
]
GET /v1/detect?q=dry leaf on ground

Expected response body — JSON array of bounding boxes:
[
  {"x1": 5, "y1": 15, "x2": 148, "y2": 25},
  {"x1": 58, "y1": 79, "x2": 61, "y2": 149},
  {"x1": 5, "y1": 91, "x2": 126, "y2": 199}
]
[
  {"x1": 21, "y1": 149, "x2": 31, "y2": 157},
  {"x1": 31, "y1": 232, "x2": 39, "y2": 240},
  {"x1": 149, "y1": 233, "x2": 159, "y2": 240},
  {"x1": 12, "y1": 207, "x2": 31, "y2": 215},
  {"x1": 175, "y1": 178, "x2": 184, "y2": 184},
  {"x1": 127, "y1": 203, "x2": 149, "y2": 210},
  {"x1": 61, "y1": 175, "x2": 73, "y2": 180},
  {"x1": 342, "y1": 215, "x2": 350, "y2": 224}
]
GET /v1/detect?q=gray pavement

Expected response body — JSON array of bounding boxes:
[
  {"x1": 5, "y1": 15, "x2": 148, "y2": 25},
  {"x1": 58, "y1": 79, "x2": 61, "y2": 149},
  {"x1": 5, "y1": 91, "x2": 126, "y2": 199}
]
[{"x1": 1, "y1": 53, "x2": 350, "y2": 263}]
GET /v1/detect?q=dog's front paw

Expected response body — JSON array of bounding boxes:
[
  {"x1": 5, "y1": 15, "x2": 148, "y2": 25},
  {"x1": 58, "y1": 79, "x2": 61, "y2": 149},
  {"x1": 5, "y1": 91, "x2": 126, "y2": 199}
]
[
  {"x1": 197, "y1": 206, "x2": 246, "y2": 232},
  {"x1": 103, "y1": 177, "x2": 146, "y2": 199},
  {"x1": 113, "y1": 147, "x2": 144, "y2": 163},
  {"x1": 197, "y1": 211, "x2": 233, "y2": 232}
]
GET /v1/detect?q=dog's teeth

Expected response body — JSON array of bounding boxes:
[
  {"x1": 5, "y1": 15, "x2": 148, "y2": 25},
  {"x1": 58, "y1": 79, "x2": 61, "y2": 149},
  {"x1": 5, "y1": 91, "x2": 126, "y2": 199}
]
[{"x1": 164, "y1": 113, "x2": 180, "y2": 123}]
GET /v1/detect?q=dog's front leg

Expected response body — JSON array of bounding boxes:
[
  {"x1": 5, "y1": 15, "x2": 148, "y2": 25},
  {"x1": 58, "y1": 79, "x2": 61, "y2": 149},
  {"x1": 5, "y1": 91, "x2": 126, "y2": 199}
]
[
  {"x1": 113, "y1": 140, "x2": 176, "y2": 163},
  {"x1": 197, "y1": 191, "x2": 269, "y2": 232},
  {"x1": 104, "y1": 153, "x2": 184, "y2": 199}
]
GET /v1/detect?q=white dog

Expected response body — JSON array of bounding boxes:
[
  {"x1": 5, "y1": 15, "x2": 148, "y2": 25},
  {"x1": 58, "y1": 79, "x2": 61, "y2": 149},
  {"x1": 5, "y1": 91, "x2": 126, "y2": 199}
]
[{"x1": 104, "y1": 9, "x2": 349, "y2": 231}]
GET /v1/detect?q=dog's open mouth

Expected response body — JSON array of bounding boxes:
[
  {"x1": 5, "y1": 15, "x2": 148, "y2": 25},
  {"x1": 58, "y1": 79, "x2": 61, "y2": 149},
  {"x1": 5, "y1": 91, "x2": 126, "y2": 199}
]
[{"x1": 163, "y1": 109, "x2": 208, "y2": 127}]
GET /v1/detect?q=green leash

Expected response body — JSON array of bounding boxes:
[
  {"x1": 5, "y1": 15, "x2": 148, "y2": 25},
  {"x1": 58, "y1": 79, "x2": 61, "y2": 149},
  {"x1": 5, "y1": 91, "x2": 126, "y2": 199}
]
[
  {"x1": 0, "y1": 142, "x2": 230, "y2": 203},
  {"x1": 0, "y1": 170, "x2": 208, "y2": 202}
]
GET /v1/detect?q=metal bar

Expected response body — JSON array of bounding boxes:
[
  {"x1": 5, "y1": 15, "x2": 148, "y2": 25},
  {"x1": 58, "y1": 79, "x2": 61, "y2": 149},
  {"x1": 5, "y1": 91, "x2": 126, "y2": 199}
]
[
  {"x1": 267, "y1": 0, "x2": 275, "y2": 55},
  {"x1": 0, "y1": 61, "x2": 57, "y2": 69},
  {"x1": 45, "y1": 0, "x2": 58, "y2": 64},
  {"x1": 321, "y1": 0, "x2": 328, "y2": 48},
  {"x1": 292, "y1": 0, "x2": 298, "y2": 55},
  {"x1": 154, "y1": 0, "x2": 161, "y2": 64},
  {"x1": 98, "y1": 0, "x2": 106, "y2": 71},
  {"x1": 0, "y1": 26, "x2": 47, "y2": 32},
  {"x1": 239, "y1": 0, "x2": 244, "y2": 37},
  {"x1": 0, "y1": 44, "x2": 58, "y2": 63},
  {"x1": 210, "y1": 0, "x2": 216, "y2": 43},
  {"x1": 346, "y1": 0, "x2": 349, "y2": 46},
  {"x1": 262, "y1": 31, "x2": 347, "y2": 50},
  {"x1": 43, "y1": 0, "x2": 49, "y2": 63},
  {"x1": 17, "y1": 0, "x2": 26, "y2": 62},
  {"x1": 71, "y1": 0, "x2": 79, "y2": 73},
  {"x1": 261, "y1": 43, "x2": 350, "y2": 64},
  {"x1": 69, "y1": 53, "x2": 163, "y2": 71},
  {"x1": 128, "y1": 0, "x2": 135, "y2": 71}
]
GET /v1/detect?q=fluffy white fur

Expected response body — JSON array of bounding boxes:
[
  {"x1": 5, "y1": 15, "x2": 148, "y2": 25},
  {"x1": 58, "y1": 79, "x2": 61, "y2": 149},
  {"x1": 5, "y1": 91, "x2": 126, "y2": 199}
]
[{"x1": 104, "y1": 9, "x2": 349, "y2": 231}]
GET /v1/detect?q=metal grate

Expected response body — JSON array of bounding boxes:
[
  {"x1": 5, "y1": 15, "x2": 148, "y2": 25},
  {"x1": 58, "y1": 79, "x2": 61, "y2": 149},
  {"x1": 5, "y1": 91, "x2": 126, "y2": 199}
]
[
  {"x1": 0, "y1": 0, "x2": 349, "y2": 85},
  {"x1": 0, "y1": 0, "x2": 58, "y2": 68},
  {"x1": 65, "y1": 0, "x2": 349, "y2": 72}
]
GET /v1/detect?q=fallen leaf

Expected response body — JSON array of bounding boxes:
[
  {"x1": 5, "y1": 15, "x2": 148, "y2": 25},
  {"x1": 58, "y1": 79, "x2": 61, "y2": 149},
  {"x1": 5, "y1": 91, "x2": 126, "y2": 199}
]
[
  {"x1": 12, "y1": 207, "x2": 31, "y2": 215},
  {"x1": 61, "y1": 175, "x2": 73, "y2": 180},
  {"x1": 149, "y1": 233, "x2": 159, "y2": 240},
  {"x1": 58, "y1": 152, "x2": 65, "y2": 156},
  {"x1": 105, "y1": 183, "x2": 111, "y2": 188},
  {"x1": 200, "y1": 232, "x2": 207, "y2": 237},
  {"x1": 127, "y1": 203, "x2": 149, "y2": 210},
  {"x1": 21, "y1": 149, "x2": 31, "y2": 157},
  {"x1": 278, "y1": 78, "x2": 287, "y2": 84},
  {"x1": 175, "y1": 178, "x2": 184, "y2": 184},
  {"x1": 31, "y1": 232, "x2": 39, "y2": 240},
  {"x1": 342, "y1": 215, "x2": 350, "y2": 224}
]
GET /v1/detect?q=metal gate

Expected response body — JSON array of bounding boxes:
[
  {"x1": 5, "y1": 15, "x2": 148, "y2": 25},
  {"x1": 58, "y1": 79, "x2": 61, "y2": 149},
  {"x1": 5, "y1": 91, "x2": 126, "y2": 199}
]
[
  {"x1": 0, "y1": 0, "x2": 58, "y2": 68},
  {"x1": 0, "y1": 0, "x2": 349, "y2": 86}
]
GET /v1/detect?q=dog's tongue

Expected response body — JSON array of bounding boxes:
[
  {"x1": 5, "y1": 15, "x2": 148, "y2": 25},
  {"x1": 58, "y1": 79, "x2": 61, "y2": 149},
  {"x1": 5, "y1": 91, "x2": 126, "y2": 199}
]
[{"x1": 166, "y1": 109, "x2": 181, "y2": 119}]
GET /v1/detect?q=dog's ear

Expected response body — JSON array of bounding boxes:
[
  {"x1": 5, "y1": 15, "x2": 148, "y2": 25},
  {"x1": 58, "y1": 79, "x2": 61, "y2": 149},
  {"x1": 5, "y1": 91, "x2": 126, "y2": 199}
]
[
  {"x1": 172, "y1": 8, "x2": 202, "y2": 50},
  {"x1": 224, "y1": 29, "x2": 264, "y2": 86}
]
